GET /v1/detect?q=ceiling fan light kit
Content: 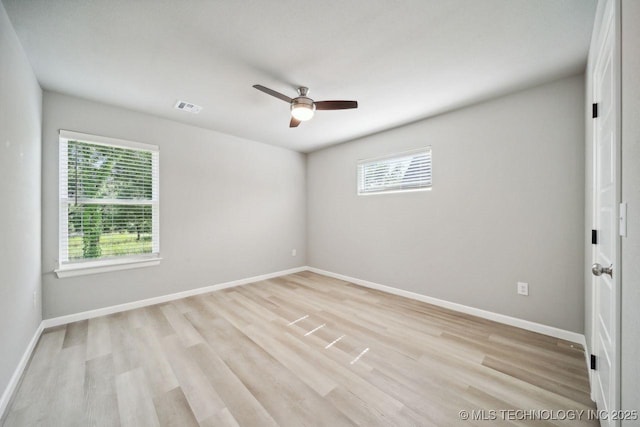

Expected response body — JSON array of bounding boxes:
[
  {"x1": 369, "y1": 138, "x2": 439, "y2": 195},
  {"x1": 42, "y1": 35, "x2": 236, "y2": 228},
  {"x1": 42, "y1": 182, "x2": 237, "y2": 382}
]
[
  {"x1": 291, "y1": 98, "x2": 315, "y2": 122},
  {"x1": 253, "y1": 84, "x2": 358, "y2": 127}
]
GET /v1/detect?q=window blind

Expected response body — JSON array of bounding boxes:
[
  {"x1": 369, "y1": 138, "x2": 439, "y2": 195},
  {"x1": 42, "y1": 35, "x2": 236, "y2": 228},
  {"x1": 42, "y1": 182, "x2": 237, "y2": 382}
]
[
  {"x1": 357, "y1": 147, "x2": 432, "y2": 195},
  {"x1": 59, "y1": 130, "x2": 159, "y2": 265}
]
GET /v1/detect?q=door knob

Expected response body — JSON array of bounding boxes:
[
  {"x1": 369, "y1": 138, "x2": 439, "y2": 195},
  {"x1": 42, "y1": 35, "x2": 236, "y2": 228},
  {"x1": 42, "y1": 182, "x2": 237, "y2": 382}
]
[{"x1": 592, "y1": 263, "x2": 613, "y2": 277}]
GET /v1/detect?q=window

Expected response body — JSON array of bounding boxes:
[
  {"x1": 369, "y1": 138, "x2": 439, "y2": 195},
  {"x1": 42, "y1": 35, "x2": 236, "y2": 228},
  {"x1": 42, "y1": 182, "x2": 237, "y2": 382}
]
[
  {"x1": 357, "y1": 147, "x2": 432, "y2": 195},
  {"x1": 57, "y1": 130, "x2": 159, "y2": 277}
]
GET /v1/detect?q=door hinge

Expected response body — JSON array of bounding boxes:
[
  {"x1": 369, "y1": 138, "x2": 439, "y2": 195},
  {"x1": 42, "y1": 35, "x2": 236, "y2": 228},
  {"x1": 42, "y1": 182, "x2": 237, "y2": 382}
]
[
  {"x1": 590, "y1": 354, "x2": 597, "y2": 370},
  {"x1": 620, "y1": 202, "x2": 627, "y2": 237},
  {"x1": 592, "y1": 103, "x2": 599, "y2": 118},
  {"x1": 592, "y1": 229, "x2": 598, "y2": 245}
]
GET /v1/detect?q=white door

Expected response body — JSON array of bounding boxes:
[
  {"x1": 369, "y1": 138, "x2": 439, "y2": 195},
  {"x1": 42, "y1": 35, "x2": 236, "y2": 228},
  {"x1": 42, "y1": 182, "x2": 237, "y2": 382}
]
[{"x1": 591, "y1": 0, "x2": 620, "y2": 425}]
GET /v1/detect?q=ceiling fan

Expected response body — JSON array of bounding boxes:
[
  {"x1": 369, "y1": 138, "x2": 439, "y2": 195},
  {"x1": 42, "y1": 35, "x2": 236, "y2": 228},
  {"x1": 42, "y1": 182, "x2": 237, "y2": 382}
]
[{"x1": 253, "y1": 84, "x2": 358, "y2": 128}]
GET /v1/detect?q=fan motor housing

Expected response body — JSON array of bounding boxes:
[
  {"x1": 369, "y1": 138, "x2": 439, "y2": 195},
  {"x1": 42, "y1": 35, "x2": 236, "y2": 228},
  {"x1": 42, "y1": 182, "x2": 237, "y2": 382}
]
[{"x1": 291, "y1": 96, "x2": 315, "y2": 110}]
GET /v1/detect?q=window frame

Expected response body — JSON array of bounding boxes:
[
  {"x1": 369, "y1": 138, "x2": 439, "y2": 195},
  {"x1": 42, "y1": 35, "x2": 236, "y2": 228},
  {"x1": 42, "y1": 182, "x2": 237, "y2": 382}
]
[
  {"x1": 55, "y1": 130, "x2": 161, "y2": 278},
  {"x1": 357, "y1": 147, "x2": 432, "y2": 196}
]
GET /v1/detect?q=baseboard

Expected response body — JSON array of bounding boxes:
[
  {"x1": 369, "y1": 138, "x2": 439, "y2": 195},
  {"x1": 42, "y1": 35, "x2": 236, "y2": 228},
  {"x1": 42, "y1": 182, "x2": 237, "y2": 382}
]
[
  {"x1": 42, "y1": 266, "x2": 307, "y2": 329},
  {"x1": 3, "y1": 265, "x2": 590, "y2": 421},
  {"x1": 0, "y1": 322, "x2": 44, "y2": 420},
  {"x1": 307, "y1": 267, "x2": 586, "y2": 345},
  {"x1": 2, "y1": 266, "x2": 307, "y2": 420}
]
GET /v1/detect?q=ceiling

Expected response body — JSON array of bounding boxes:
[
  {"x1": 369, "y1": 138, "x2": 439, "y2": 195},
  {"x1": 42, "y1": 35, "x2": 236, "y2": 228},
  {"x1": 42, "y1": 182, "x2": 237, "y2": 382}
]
[{"x1": 3, "y1": 0, "x2": 596, "y2": 153}]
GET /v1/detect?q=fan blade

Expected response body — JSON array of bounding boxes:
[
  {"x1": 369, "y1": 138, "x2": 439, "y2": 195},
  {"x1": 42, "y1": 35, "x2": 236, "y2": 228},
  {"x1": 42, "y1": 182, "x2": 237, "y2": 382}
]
[
  {"x1": 253, "y1": 84, "x2": 292, "y2": 103},
  {"x1": 315, "y1": 100, "x2": 358, "y2": 110},
  {"x1": 290, "y1": 117, "x2": 301, "y2": 128}
]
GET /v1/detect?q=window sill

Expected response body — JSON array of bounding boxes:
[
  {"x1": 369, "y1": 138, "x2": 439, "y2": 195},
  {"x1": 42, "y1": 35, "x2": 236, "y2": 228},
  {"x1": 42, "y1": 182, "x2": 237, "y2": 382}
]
[
  {"x1": 55, "y1": 256, "x2": 162, "y2": 278},
  {"x1": 358, "y1": 186, "x2": 432, "y2": 196}
]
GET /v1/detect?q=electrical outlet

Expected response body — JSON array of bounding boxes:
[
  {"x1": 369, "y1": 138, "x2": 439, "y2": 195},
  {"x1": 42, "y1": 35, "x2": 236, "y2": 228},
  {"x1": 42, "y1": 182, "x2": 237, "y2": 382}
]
[
  {"x1": 517, "y1": 282, "x2": 529, "y2": 296},
  {"x1": 291, "y1": 249, "x2": 297, "y2": 257}
]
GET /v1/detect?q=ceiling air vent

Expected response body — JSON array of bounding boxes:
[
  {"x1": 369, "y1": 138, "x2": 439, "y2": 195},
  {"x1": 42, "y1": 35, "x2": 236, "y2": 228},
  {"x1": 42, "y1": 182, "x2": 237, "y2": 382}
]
[{"x1": 174, "y1": 100, "x2": 202, "y2": 114}]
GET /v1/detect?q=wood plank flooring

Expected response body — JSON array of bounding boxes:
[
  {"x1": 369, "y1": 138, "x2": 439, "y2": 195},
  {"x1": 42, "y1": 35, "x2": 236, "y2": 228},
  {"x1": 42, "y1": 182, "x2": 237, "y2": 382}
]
[{"x1": 2, "y1": 272, "x2": 598, "y2": 426}]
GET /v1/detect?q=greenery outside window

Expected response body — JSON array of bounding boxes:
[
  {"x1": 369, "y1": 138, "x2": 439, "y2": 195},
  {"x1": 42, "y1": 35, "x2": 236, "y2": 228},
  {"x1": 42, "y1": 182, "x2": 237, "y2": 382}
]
[{"x1": 57, "y1": 130, "x2": 160, "y2": 277}]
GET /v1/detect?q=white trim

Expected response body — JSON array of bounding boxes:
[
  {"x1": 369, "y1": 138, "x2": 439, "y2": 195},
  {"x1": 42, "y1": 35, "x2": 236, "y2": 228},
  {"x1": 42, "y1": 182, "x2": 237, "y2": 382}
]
[
  {"x1": 0, "y1": 323, "x2": 44, "y2": 419},
  {"x1": 41, "y1": 266, "x2": 589, "y2": 348},
  {"x1": 59, "y1": 129, "x2": 158, "y2": 152},
  {"x1": 2, "y1": 267, "x2": 306, "y2": 420},
  {"x1": 3, "y1": 265, "x2": 590, "y2": 421},
  {"x1": 47, "y1": 264, "x2": 590, "y2": 344},
  {"x1": 307, "y1": 267, "x2": 586, "y2": 344},
  {"x1": 357, "y1": 187, "x2": 432, "y2": 196},
  {"x1": 42, "y1": 266, "x2": 307, "y2": 328},
  {"x1": 55, "y1": 257, "x2": 162, "y2": 278},
  {"x1": 58, "y1": 131, "x2": 161, "y2": 270}
]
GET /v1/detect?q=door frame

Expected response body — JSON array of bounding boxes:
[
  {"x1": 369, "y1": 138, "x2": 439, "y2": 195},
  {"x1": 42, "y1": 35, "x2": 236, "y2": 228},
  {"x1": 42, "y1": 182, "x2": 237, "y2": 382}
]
[{"x1": 589, "y1": 0, "x2": 621, "y2": 420}]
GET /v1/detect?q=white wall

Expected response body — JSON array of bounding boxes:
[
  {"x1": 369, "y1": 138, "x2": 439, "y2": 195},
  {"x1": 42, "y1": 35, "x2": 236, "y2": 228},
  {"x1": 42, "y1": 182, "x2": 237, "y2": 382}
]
[
  {"x1": 308, "y1": 74, "x2": 586, "y2": 332},
  {"x1": 621, "y1": 0, "x2": 640, "y2": 421},
  {"x1": 0, "y1": 0, "x2": 42, "y2": 411},
  {"x1": 41, "y1": 92, "x2": 306, "y2": 318}
]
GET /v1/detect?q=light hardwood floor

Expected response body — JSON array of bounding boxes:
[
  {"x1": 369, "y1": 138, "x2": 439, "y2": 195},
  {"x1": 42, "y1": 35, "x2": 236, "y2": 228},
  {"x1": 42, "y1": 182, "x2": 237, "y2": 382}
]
[{"x1": 2, "y1": 272, "x2": 597, "y2": 426}]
